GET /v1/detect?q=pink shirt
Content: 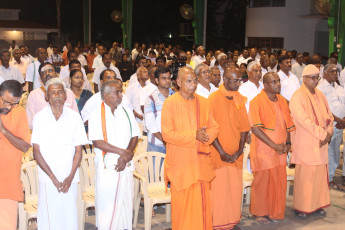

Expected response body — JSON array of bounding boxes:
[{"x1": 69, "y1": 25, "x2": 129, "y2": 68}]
[{"x1": 26, "y1": 87, "x2": 78, "y2": 129}]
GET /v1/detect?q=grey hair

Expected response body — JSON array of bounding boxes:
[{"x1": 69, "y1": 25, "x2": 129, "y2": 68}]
[
  {"x1": 323, "y1": 64, "x2": 337, "y2": 73},
  {"x1": 210, "y1": 66, "x2": 220, "y2": 72},
  {"x1": 247, "y1": 61, "x2": 261, "y2": 71},
  {"x1": 45, "y1": 78, "x2": 66, "y2": 92},
  {"x1": 136, "y1": 66, "x2": 147, "y2": 75},
  {"x1": 101, "y1": 80, "x2": 121, "y2": 100},
  {"x1": 195, "y1": 63, "x2": 209, "y2": 75},
  {"x1": 217, "y1": 53, "x2": 227, "y2": 62}
]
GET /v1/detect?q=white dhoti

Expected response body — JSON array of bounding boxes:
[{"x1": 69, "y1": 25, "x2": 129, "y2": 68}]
[
  {"x1": 96, "y1": 168, "x2": 133, "y2": 230},
  {"x1": 37, "y1": 181, "x2": 78, "y2": 230}
]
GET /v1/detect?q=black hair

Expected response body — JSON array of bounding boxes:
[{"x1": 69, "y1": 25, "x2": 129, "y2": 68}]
[
  {"x1": 69, "y1": 59, "x2": 81, "y2": 68},
  {"x1": 67, "y1": 50, "x2": 77, "y2": 58},
  {"x1": 38, "y1": 62, "x2": 54, "y2": 75},
  {"x1": 100, "y1": 69, "x2": 116, "y2": 81},
  {"x1": 69, "y1": 69, "x2": 83, "y2": 78},
  {"x1": 102, "y1": 51, "x2": 112, "y2": 59},
  {"x1": 155, "y1": 55, "x2": 166, "y2": 63},
  {"x1": 154, "y1": 67, "x2": 171, "y2": 79},
  {"x1": 0, "y1": 80, "x2": 23, "y2": 97}
]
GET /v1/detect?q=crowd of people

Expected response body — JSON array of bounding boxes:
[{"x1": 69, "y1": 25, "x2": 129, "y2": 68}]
[{"x1": 0, "y1": 39, "x2": 345, "y2": 230}]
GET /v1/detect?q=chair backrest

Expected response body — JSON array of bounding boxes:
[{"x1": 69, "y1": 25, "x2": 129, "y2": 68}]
[
  {"x1": 79, "y1": 153, "x2": 96, "y2": 193},
  {"x1": 243, "y1": 143, "x2": 250, "y2": 170},
  {"x1": 21, "y1": 161, "x2": 39, "y2": 203},
  {"x1": 134, "y1": 136, "x2": 148, "y2": 155},
  {"x1": 133, "y1": 152, "x2": 166, "y2": 184}
]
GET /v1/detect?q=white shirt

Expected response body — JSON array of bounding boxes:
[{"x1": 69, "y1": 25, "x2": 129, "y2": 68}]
[
  {"x1": 10, "y1": 59, "x2": 28, "y2": 79},
  {"x1": 92, "y1": 55, "x2": 103, "y2": 69},
  {"x1": 47, "y1": 47, "x2": 54, "y2": 58},
  {"x1": 195, "y1": 83, "x2": 218, "y2": 99},
  {"x1": 128, "y1": 73, "x2": 138, "y2": 86},
  {"x1": 92, "y1": 64, "x2": 122, "y2": 90},
  {"x1": 337, "y1": 62, "x2": 343, "y2": 72},
  {"x1": 88, "y1": 102, "x2": 141, "y2": 172},
  {"x1": 139, "y1": 82, "x2": 158, "y2": 106},
  {"x1": 277, "y1": 70, "x2": 300, "y2": 101},
  {"x1": 270, "y1": 64, "x2": 278, "y2": 72},
  {"x1": 191, "y1": 55, "x2": 206, "y2": 67},
  {"x1": 26, "y1": 60, "x2": 49, "y2": 89},
  {"x1": 317, "y1": 79, "x2": 345, "y2": 121},
  {"x1": 81, "y1": 92, "x2": 132, "y2": 123},
  {"x1": 131, "y1": 49, "x2": 139, "y2": 60},
  {"x1": 0, "y1": 65, "x2": 24, "y2": 84},
  {"x1": 78, "y1": 54, "x2": 87, "y2": 67},
  {"x1": 291, "y1": 63, "x2": 306, "y2": 86},
  {"x1": 125, "y1": 81, "x2": 147, "y2": 123},
  {"x1": 31, "y1": 106, "x2": 88, "y2": 183},
  {"x1": 237, "y1": 57, "x2": 252, "y2": 66},
  {"x1": 0, "y1": 76, "x2": 4, "y2": 85},
  {"x1": 239, "y1": 80, "x2": 264, "y2": 112}
]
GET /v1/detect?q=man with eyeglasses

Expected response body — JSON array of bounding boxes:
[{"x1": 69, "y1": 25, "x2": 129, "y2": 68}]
[
  {"x1": 317, "y1": 64, "x2": 345, "y2": 191},
  {"x1": 209, "y1": 67, "x2": 250, "y2": 230},
  {"x1": 277, "y1": 55, "x2": 300, "y2": 102},
  {"x1": 0, "y1": 80, "x2": 31, "y2": 230},
  {"x1": 26, "y1": 63, "x2": 78, "y2": 129},
  {"x1": 290, "y1": 64, "x2": 333, "y2": 218},
  {"x1": 239, "y1": 61, "x2": 263, "y2": 112},
  {"x1": 195, "y1": 64, "x2": 218, "y2": 98},
  {"x1": 249, "y1": 72, "x2": 295, "y2": 223}
]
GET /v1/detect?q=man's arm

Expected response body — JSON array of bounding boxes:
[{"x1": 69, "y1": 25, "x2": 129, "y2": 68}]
[
  {"x1": 94, "y1": 83, "x2": 99, "y2": 93},
  {"x1": 212, "y1": 138, "x2": 232, "y2": 162},
  {"x1": 0, "y1": 117, "x2": 30, "y2": 152},
  {"x1": 251, "y1": 126, "x2": 286, "y2": 154},
  {"x1": 61, "y1": 145, "x2": 83, "y2": 193},
  {"x1": 33, "y1": 143, "x2": 62, "y2": 191},
  {"x1": 28, "y1": 82, "x2": 33, "y2": 93},
  {"x1": 92, "y1": 140, "x2": 132, "y2": 163},
  {"x1": 231, "y1": 131, "x2": 248, "y2": 161}
]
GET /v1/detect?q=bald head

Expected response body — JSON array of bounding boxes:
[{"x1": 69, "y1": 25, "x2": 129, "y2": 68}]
[
  {"x1": 177, "y1": 67, "x2": 198, "y2": 97},
  {"x1": 262, "y1": 72, "x2": 276, "y2": 83},
  {"x1": 223, "y1": 67, "x2": 242, "y2": 91},
  {"x1": 263, "y1": 72, "x2": 281, "y2": 95},
  {"x1": 177, "y1": 66, "x2": 194, "y2": 81}
]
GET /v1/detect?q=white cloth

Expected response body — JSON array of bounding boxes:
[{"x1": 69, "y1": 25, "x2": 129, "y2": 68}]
[
  {"x1": 37, "y1": 181, "x2": 78, "y2": 230},
  {"x1": 92, "y1": 55, "x2": 103, "y2": 69},
  {"x1": 78, "y1": 54, "x2": 87, "y2": 67},
  {"x1": 277, "y1": 70, "x2": 300, "y2": 101},
  {"x1": 47, "y1": 47, "x2": 54, "y2": 58},
  {"x1": 191, "y1": 55, "x2": 205, "y2": 67},
  {"x1": 218, "y1": 66, "x2": 225, "y2": 85},
  {"x1": 0, "y1": 65, "x2": 24, "y2": 84},
  {"x1": 317, "y1": 79, "x2": 345, "y2": 121},
  {"x1": 270, "y1": 64, "x2": 278, "y2": 72},
  {"x1": 31, "y1": 105, "x2": 88, "y2": 183},
  {"x1": 291, "y1": 63, "x2": 306, "y2": 86},
  {"x1": 131, "y1": 48, "x2": 139, "y2": 60},
  {"x1": 128, "y1": 73, "x2": 138, "y2": 86},
  {"x1": 195, "y1": 83, "x2": 218, "y2": 98},
  {"x1": 337, "y1": 62, "x2": 343, "y2": 72},
  {"x1": 81, "y1": 92, "x2": 132, "y2": 123},
  {"x1": 59, "y1": 66, "x2": 92, "y2": 90},
  {"x1": 0, "y1": 76, "x2": 4, "y2": 85},
  {"x1": 238, "y1": 80, "x2": 264, "y2": 112},
  {"x1": 237, "y1": 57, "x2": 252, "y2": 66},
  {"x1": 125, "y1": 81, "x2": 147, "y2": 124},
  {"x1": 92, "y1": 64, "x2": 122, "y2": 91},
  {"x1": 139, "y1": 82, "x2": 158, "y2": 106},
  {"x1": 339, "y1": 68, "x2": 345, "y2": 87}
]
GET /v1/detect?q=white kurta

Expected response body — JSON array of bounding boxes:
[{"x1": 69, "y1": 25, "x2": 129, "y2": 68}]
[
  {"x1": 277, "y1": 70, "x2": 300, "y2": 101},
  {"x1": 31, "y1": 105, "x2": 88, "y2": 230},
  {"x1": 88, "y1": 102, "x2": 141, "y2": 230},
  {"x1": 195, "y1": 83, "x2": 218, "y2": 99}
]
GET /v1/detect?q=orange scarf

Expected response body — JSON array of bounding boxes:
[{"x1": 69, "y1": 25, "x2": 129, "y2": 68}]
[{"x1": 218, "y1": 83, "x2": 247, "y2": 109}]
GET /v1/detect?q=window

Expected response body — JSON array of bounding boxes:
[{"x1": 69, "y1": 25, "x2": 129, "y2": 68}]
[
  {"x1": 248, "y1": 37, "x2": 284, "y2": 49},
  {"x1": 249, "y1": 0, "x2": 285, "y2": 8}
]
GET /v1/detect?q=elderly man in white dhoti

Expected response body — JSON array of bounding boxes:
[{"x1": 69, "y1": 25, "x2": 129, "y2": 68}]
[
  {"x1": 32, "y1": 78, "x2": 88, "y2": 230},
  {"x1": 88, "y1": 80, "x2": 140, "y2": 230}
]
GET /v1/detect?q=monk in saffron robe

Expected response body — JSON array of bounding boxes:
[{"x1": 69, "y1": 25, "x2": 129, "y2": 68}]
[
  {"x1": 249, "y1": 72, "x2": 295, "y2": 223},
  {"x1": 209, "y1": 67, "x2": 250, "y2": 230},
  {"x1": 289, "y1": 64, "x2": 333, "y2": 218},
  {"x1": 161, "y1": 67, "x2": 219, "y2": 230}
]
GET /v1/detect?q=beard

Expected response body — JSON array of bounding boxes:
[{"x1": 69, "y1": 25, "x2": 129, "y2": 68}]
[{"x1": 0, "y1": 108, "x2": 10, "y2": 115}]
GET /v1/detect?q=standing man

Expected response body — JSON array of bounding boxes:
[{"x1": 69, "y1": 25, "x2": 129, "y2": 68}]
[
  {"x1": 0, "y1": 50, "x2": 25, "y2": 85},
  {"x1": 144, "y1": 67, "x2": 174, "y2": 153},
  {"x1": 32, "y1": 78, "x2": 88, "y2": 230},
  {"x1": 210, "y1": 66, "x2": 221, "y2": 87},
  {"x1": 290, "y1": 64, "x2": 333, "y2": 217},
  {"x1": 26, "y1": 47, "x2": 50, "y2": 92},
  {"x1": 161, "y1": 67, "x2": 219, "y2": 230},
  {"x1": 317, "y1": 64, "x2": 345, "y2": 190},
  {"x1": 92, "y1": 45, "x2": 106, "y2": 69},
  {"x1": 88, "y1": 80, "x2": 140, "y2": 229},
  {"x1": 249, "y1": 72, "x2": 295, "y2": 223},
  {"x1": 291, "y1": 53, "x2": 306, "y2": 85},
  {"x1": 260, "y1": 54, "x2": 270, "y2": 77},
  {"x1": 239, "y1": 61, "x2": 263, "y2": 112},
  {"x1": 191, "y1": 46, "x2": 206, "y2": 67},
  {"x1": 26, "y1": 63, "x2": 78, "y2": 129},
  {"x1": 195, "y1": 64, "x2": 218, "y2": 98},
  {"x1": 92, "y1": 52, "x2": 122, "y2": 93},
  {"x1": 277, "y1": 55, "x2": 300, "y2": 101},
  {"x1": 209, "y1": 67, "x2": 250, "y2": 230},
  {"x1": 86, "y1": 45, "x2": 97, "y2": 72},
  {"x1": 0, "y1": 80, "x2": 31, "y2": 230},
  {"x1": 10, "y1": 49, "x2": 28, "y2": 81}
]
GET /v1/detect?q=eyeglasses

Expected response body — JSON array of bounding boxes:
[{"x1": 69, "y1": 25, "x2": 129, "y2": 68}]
[
  {"x1": 0, "y1": 96, "x2": 19, "y2": 108},
  {"x1": 227, "y1": 78, "x2": 242, "y2": 83},
  {"x1": 265, "y1": 79, "x2": 281, "y2": 85},
  {"x1": 41, "y1": 68, "x2": 55, "y2": 75},
  {"x1": 199, "y1": 70, "x2": 211, "y2": 75},
  {"x1": 305, "y1": 75, "x2": 321, "y2": 81},
  {"x1": 327, "y1": 69, "x2": 340, "y2": 74}
]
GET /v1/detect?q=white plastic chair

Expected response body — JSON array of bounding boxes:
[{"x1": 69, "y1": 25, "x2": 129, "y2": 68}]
[
  {"x1": 133, "y1": 152, "x2": 171, "y2": 230},
  {"x1": 19, "y1": 161, "x2": 39, "y2": 230},
  {"x1": 242, "y1": 143, "x2": 253, "y2": 205},
  {"x1": 134, "y1": 136, "x2": 148, "y2": 155},
  {"x1": 79, "y1": 152, "x2": 96, "y2": 215}
]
